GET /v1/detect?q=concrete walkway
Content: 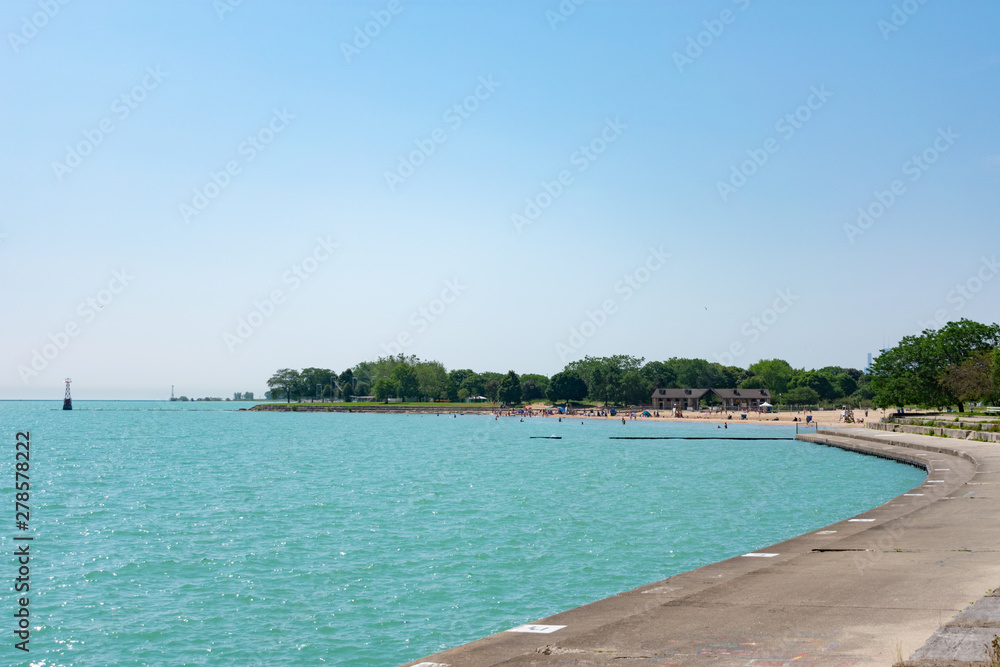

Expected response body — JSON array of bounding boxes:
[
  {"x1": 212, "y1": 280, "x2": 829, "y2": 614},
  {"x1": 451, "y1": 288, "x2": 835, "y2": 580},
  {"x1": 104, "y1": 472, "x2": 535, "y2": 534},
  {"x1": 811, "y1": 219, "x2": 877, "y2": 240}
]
[{"x1": 402, "y1": 428, "x2": 1000, "y2": 666}]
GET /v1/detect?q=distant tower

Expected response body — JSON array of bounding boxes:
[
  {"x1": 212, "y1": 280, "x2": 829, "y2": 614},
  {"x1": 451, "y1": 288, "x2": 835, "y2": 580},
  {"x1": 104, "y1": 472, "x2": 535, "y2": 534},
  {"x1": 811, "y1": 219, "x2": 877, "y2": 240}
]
[
  {"x1": 171, "y1": 385, "x2": 175, "y2": 400},
  {"x1": 866, "y1": 352, "x2": 872, "y2": 372},
  {"x1": 63, "y1": 378, "x2": 72, "y2": 410}
]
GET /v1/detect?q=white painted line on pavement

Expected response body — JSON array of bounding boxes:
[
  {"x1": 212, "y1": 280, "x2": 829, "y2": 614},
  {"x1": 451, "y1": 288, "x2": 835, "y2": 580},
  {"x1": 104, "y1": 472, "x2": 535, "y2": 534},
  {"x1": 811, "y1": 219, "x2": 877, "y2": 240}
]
[{"x1": 507, "y1": 624, "x2": 566, "y2": 634}]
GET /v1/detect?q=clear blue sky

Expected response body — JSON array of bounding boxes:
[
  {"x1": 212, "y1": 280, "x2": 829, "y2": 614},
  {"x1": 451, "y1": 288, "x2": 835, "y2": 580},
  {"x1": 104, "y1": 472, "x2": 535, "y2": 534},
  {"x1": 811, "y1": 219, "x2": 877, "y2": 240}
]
[{"x1": 2, "y1": 0, "x2": 998, "y2": 399}]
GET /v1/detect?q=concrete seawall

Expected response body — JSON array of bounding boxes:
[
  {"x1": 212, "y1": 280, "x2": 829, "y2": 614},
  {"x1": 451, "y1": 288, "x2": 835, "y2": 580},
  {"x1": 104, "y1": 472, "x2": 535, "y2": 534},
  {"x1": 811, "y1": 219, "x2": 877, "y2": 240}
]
[
  {"x1": 402, "y1": 428, "x2": 1000, "y2": 666},
  {"x1": 868, "y1": 419, "x2": 1000, "y2": 444}
]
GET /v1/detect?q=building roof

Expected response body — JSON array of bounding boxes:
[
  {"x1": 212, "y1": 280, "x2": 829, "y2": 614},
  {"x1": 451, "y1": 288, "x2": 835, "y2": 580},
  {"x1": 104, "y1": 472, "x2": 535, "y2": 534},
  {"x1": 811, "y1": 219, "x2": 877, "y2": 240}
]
[
  {"x1": 711, "y1": 388, "x2": 771, "y2": 399},
  {"x1": 652, "y1": 388, "x2": 710, "y2": 399},
  {"x1": 650, "y1": 388, "x2": 772, "y2": 401}
]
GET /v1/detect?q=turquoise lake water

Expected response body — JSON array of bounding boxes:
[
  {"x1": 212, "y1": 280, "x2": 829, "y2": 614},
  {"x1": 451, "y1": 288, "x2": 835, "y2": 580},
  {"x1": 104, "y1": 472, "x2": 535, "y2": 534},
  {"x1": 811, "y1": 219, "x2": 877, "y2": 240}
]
[{"x1": 1, "y1": 401, "x2": 925, "y2": 665}]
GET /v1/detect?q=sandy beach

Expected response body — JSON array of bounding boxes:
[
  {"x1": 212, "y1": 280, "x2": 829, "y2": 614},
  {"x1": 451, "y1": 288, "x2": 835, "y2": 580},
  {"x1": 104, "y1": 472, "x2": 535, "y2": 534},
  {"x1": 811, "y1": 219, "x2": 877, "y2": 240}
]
[
  {"x1": 523, "y1": 403, "x2": 887, "y2": 428},
  {"x1": 252, "y1": 403, "x2": 887, "y2": 428}
]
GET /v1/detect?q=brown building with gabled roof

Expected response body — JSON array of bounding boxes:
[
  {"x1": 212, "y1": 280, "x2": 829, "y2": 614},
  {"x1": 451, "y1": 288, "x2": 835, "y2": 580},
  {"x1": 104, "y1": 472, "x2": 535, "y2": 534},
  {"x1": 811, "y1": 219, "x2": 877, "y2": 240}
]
[
  {"x1": 707, "y1": 388, "x2": 771, "y2": 411},
  {"x1": 651, "y1": 388, "x2": 710, "y2": 410},
  {"x1": 650, "y1": 388, "x2": 772, "y2": 411}
]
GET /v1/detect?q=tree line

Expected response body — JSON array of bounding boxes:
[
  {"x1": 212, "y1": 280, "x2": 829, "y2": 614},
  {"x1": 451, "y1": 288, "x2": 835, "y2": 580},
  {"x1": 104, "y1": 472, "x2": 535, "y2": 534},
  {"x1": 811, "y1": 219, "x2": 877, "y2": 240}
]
[
  {"x1": 869, "y1": 318, "x2": 1000, "y2": 412},
  {"x1": 265, "y1": 353, "x2": 875, "y2": 407}
]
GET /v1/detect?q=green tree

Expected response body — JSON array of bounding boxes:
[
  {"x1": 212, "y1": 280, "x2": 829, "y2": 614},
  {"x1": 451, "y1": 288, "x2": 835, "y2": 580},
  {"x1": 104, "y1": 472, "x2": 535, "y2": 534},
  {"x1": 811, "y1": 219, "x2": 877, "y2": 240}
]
[
  {"x1": 390, "y1": 364, "x2": 419, "y2": 400},
  {"x1": 497, "y1": 370, "x2": 521, "y2": 405},
  {"x1": 850, "y1": 374, "x2": 875, "y2": 403},
  {"x1": 933, "y1": 320, "x2": 1000, "y2": 368},
  {"x1": 520, "y1": 373, "x2": 550, "y2": 394},
  {"x1": 457, "y1": 372, "x2": 485, "y2": 400},
  {"x1": 747, "y1": 359, "x2": 794, "y2": 394},
  {"x1": 722, "y1": 365, "x2": 752, "y2": 387},
  {"x1": 338, "y1": 369, "x2": 355, "y2": 401},
  {"x1": 870, "y1": 342, "x2": 922, "y2": 409},
  {"x1": 481, "y1": 372, "x2": 503, "y2": 402},
  {"x1": 267, "y1": 368, "x2": 301, "y2": 404},
  {"x1": 546, "y1": 370, "x2": 588, "y2": 402},
  {"x1": 448, "y1": 368, "x2": 477, "y2": 401},
  {"x1": 992, "y1": 347, "x2": 1000, "y2": 402},
  {"x1": 449, "y1": 368, "x2": 476, "y2": 388},
  {"x1": 415, "y1": 360, "x2": 449, "y2": 401},
  {"x1": 789, "y1": 371, "x2": 837, "y2": 401},
  {"x1": 299, "y1": 367, "x2": 334, "y2": 401},
  {"x1": 373, "y1": 377, "x2": 398, "y2": 402},
  {"x1": 621, "y1": 370, "x2": 651, "y2": 405},
  {"x1": 354, "y1": 354, "x2": 418, "y2": 391},
  {"x1": 567, "y1": 355, "x2": 644, "y2": 405},
  {"x1": 565, "y1": 356, "x2": 605, "y2": 401},
  {"x1": 784, "y1": 386, "x2": 820, "y2": 405},
  {"x1": 608, "y1": 355, "x2": 645, "y2": 404},
  {"x1": 587, "y1": 364, "x2": 609, "y2": 404},
  {"x1": 641, "y1": 360, "x2": 678, "y2": 389},
  {"x1": 871, "y1": 319, "x2": 1000, "y2": 411},
  {"x1": 520, "y1": 380, "x2": 545, "y2": 402},
  {"x1": 739, "y1": 375, "x2": 768, "y2": 389},
  {"x1": 664, "y1": 357, "x2": 725, "y2": 389},
  {"x1": 832, "y1": 373, "x2": 858, "y2": 398},
  {"x1": 940, "y1": 351, "x2": 997, "y2": 406}
]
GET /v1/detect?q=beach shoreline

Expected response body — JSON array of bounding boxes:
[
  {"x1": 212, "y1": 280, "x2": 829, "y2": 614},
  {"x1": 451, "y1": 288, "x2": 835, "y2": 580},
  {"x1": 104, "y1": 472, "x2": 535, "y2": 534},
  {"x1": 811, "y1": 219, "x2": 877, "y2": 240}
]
[{"x1": 248, "y1": 402, "x2": 884, "y2": 428}]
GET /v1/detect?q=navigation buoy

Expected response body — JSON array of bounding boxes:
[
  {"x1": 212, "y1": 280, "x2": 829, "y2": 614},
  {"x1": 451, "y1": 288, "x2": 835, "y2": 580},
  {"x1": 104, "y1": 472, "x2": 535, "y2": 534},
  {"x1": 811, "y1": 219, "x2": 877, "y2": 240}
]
[{"x1": 63, "y1": 378, "x2": 72, "y2": 410}]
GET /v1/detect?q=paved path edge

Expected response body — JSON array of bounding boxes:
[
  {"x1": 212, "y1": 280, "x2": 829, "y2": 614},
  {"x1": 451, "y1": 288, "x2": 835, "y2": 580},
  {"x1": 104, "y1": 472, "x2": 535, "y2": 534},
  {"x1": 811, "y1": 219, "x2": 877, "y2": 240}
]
[{"x1": 401, "y1": 427, "x2": 999, "y2": 667}]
